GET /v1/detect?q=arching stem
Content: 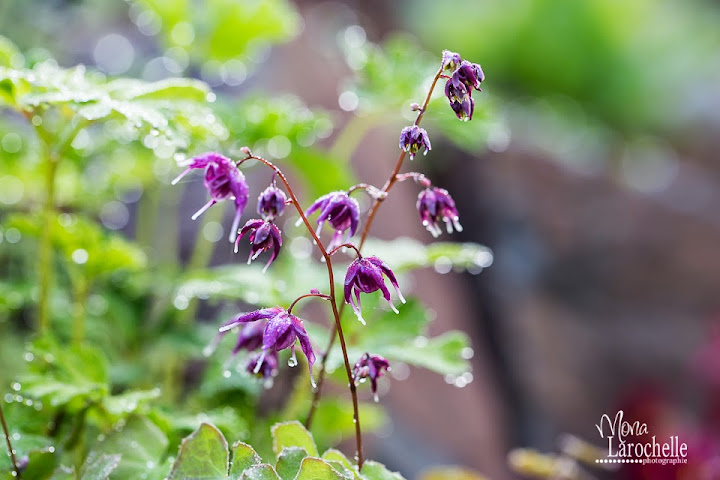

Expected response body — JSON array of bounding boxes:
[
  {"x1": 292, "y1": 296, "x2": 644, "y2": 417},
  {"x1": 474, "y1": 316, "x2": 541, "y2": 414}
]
[
  {"x1": 239, "y1": 155, "x2": 365, "y2": 469},
  {"x1": 306, "y1": 66, "x2": 444, "y2": 427}
]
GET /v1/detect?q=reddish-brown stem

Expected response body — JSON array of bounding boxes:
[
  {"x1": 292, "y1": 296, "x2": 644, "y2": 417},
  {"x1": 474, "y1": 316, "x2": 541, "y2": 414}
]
[
  {"x1": 306, "y1": 67, "x2": 445, "y2": 427},
  {"x1": 241, "y1": 155, "x2": 365, "y2": 469},
  {"x1": 328, "y1": 243, "x2": 362, "y2": 258},
  {"x1": 288, "y1": 292, "x2": 332, "y2": 314},
  {"x1": 0, "y1": 402, "x2": 20, "y2": 478}
]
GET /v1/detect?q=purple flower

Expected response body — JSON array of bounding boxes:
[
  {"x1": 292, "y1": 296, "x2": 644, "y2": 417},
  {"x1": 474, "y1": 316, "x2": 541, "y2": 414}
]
[
  {"x1": 353, "y1": 353, "x2": 390, "y2": 401},
  {"x1": 344, "y1": 256, "x2": 405, "y2": 324},
  {"x1": 219, "y1": 306, "x2": 316, "y2": 380},
  {"x1": 450, "y1": 60, "x2": 484, "y2": 92},
  {"x1": 399, "y1": 125, "x2": 431, "y2": 160},
  {"x1": 417, "y1": 187, "x2": 462, "y2": 237},
  {"x1": 235, "y1": 219, "x2": 282, "y2": 272},
  {"x1": 257, "y1": 184, "x2": 287, "y2": 221},
  {"x1": 441, "y1": 50, "x2": 462, "y2": 73},
  {"x1": 304, "y1": 191, "x2": 360, "y2": 251},
  {"x1": 172, "y1": 152, "x2": 250, "y2": 242},
  {"x1": 246, "y1": 350, "x2": 279, "y2": 379},
  {"x1": 445, "y1": 80, "x2": 474, "y2": 122}
]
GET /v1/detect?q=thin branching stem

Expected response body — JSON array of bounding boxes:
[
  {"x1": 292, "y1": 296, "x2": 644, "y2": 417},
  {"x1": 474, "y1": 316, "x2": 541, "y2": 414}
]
[
  {"x1": 287, "y1": 292, "x2": 332, "y2": 314},
  {"x1": 306, "y1": 67, "x2": 445, "y2": 427},
  {"x1": 239, "y1": 155, "x2": 365, "y2": 469},
  {"x1": 0, "y1": 402, "x2": 20, "y2": 478},
  {"x1": 327, "y1": 243, "x2": 362, "y2": 258}
]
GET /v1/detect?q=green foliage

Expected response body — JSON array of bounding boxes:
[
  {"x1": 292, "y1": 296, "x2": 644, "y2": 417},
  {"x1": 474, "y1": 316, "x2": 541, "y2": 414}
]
[
  {"x1": 136, "y1": 0, "x2": 300, "y2": 67},
  {"x1": 271, "y1": 422, "x2": 318, "y2": 458},
  {"x1": 169, "y1": 423, "x2": 228, "y2": 480}
]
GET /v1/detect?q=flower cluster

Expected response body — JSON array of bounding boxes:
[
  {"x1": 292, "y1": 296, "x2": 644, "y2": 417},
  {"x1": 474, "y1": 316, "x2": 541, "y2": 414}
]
[
  {"x1": 442, "y1": 50, "x2": 484, "y2": 121},
  {"x1": 174, "y1": 49, "x2": 481, "y2": 408},
  {"x1": 209, "y1": 307, "x2": 315, "y2": 382}
]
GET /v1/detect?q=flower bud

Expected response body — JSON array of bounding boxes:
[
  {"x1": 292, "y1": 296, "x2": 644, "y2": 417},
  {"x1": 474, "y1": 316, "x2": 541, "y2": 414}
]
[{"x1": 398, "y1": 125, "x2": 432, "y2": 160}]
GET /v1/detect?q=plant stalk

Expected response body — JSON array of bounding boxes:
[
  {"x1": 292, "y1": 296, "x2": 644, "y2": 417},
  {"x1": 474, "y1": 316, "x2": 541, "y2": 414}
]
[
  {"x1": 241, "y1": 155, "x2": 365, "y2": 469},
  {"x1": 306, "y1": 67, "x2": 445, "y2": 427},
  {"x1": 0, "y1": 402, "x2": 20, "y2": 478}
]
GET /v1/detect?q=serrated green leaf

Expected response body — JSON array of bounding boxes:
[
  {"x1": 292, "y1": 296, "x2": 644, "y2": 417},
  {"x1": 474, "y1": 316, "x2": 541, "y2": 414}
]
[
  {"x1": 275, "y1": 447, "x2": 307, "y2": 480},
  {"x1": 360, "y1": 461, "x2": 406, "y2": 480},
  {"x1": 89, "y1": 416, "x2": 168, "y2": 480},
  {"x1": 271, "y1": 422, "x2": 318, "y2": 458},
  {"x1": 169, "y1": 423, "x2": 228, "y2": 480},
  {"x1": 80, "y1": 452, "x2": 121, "y2": 480},
  {"x1": 321, "y1": 450, "x2": 352, "y2": 470},
  {"x1": 295, "y1": 458, "x2": 347, "y2": 480},
  {"x1": 240, "y1": 464, "x2": 280, "y2": 480},
  {"x1": 229, "y1": 442, "x2": 261, "y2": 480}
]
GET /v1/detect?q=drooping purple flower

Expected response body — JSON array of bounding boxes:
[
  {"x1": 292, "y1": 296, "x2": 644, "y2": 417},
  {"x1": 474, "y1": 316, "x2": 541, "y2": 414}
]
[
  {"x1": 235, "y1": 219, "x2": 282, "y2": 272},
  {"x1": 344, "y1": 256, "x2": 405, "y2": 324},
  {"x1": 246, "y1": 350, "x2": 279, "y2": 379},
  {"x1": 353, "y1": 353, "x2": 390, "y2": 401},
  {"x1": 218, "y1": 306, "x2": 316, "y2": 380},
  {"x1": 304, "y1": 191, "x2": 360, "y2": 251},
  {"x1": 257, "y1": 184, "x2": 287, "y2": 221},
  {"x1": 445, "y1": 80, "x2": 474, "y2": 121},
  {"x1": 441, "y1": 50, "x2": 462, "y2": 73},
  {"x1": 417, "y1": 187, "x2": 462, "y2": 237},
  {"x1": 450, "y1": 60, "x2": 484, "y2": 92},
  {"x1": 398, "y1": 125, "x2": 431, "y2": 160},
  {"x1": 171, "y1": 152, "x2": 249, "y2": 242}
]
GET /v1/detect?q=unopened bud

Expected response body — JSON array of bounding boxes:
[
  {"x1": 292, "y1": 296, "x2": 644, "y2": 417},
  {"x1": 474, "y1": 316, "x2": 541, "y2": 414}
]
[
  {"x1": 410, "y1": 102, "x2": 421, "y2": 111},
  {"x1": 240, "y1": 146, "x2": 252, "y2": 156}
]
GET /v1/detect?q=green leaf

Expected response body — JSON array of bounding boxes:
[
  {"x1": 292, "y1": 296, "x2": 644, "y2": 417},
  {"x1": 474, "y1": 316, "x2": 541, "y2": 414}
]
[
  {"x1": 107, "y1": 78, "x2": 209, "y2": 102},
  {"x1": 229, "y1": 442, "x2": 261, "y2": 480},
  {"x1": 275, "y1": 447, "x2": 307, "y2": 480},
  {"x1": 321, "y1": 450, "x2": 353, "y2": 470},
  {"x1": 103, "y1": 388, "x2": 161, "y2": 418},
  {"x1": 80, "y1": 452, "x2": 121, "y2": 480},
  {"x1": 0, "y1": 35, "x2": 22, "y2": 68},
  {"x1": 240, "y1": 464, "x2": 280, "y2": 480},
  {"x1": 295, "y1": 458, "x2": 347, "y2": 480},
  {"x1": 363, "y1": 238, "x2": 493, "y2": 274},
  {"x1": 360, "y1": 461, "x2": 406, "y2": 480},
  {"x1": 383, "y1": 331, "x2": 472, "y2": 376},
  {"x1": 271, "y1": 421, "x2": 318, "y2": 458},
  {"x1": 48, "y1": 466, "x2": 75, "y2": 480},
  {"x1": 169, "y1": 423, "x2": 228, "y2": 480},
  {"x1": 21, "y1": 448, "x2": 57, "y2": 480},
  {"x1": 88, "y1": 416, "x2": 168, "y2": 480},
  {"x1": 19, "y1": 337, "x2": 109, "y2": 409}
]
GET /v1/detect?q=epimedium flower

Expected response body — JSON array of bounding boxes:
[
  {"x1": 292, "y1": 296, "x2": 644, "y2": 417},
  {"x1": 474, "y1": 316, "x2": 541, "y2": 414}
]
[
  {"x1": 171, "y1": 152, "x2": 249, "y2": 242},
  {"x1": 344, "y1": 255, "x2": 405, "y2": 324},
  {"x1": 218, "y1": 306, "x2": 316, "y2": 382},
  {"x1": 257, "y1": 183, "x2": 287, "y2": 221},
  {"x1": 304, "y1": 191, "x2": 360, "y2": 251},
  {"x1": 235, "y1": 219, "x2": 282, "y2": 272},
  {"x1": 417, "y1": 186, "x2": 462, "y2": 237},
  {"x1": 398, "y1": 125, "x2": 431, "y2": 160},
  {"x1": 246, "y1": 350, "x2": 279, "y2": 380},
  {"x1": 451, "y1": 60, "x2": 485, "y2": 92},
  {"x1": 441, "y1": 50, "x2": 462, "y2": 73},
  {"x1": 445, "y1": 80, "x2": 474, "y2": 122},
  {"x1": 353, "y1": 353, "x2": 390, "y2": 402}
]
